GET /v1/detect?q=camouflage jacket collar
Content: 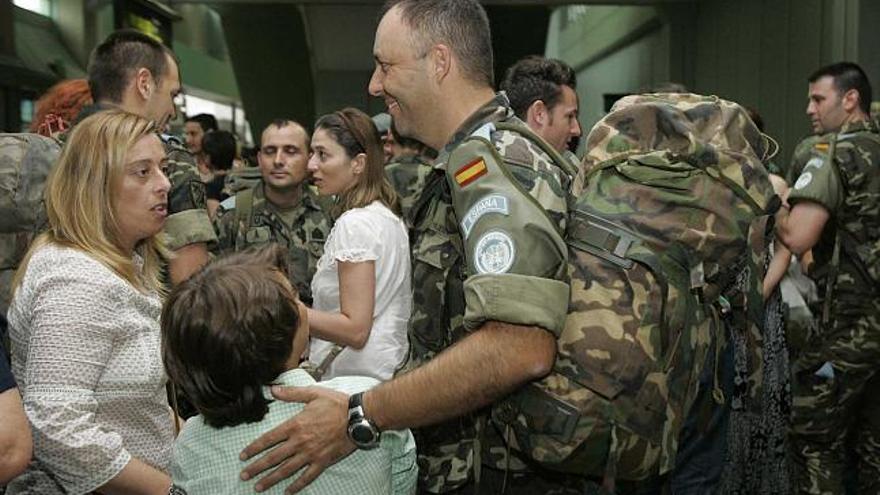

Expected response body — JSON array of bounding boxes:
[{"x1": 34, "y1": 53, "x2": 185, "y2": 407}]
[
  {"x1": 388, "y1": 153, "x2": 432, "y2": 167},
  {"x1": 257, "y1": 181, "x2": 322, "y2": 212},
  {"x1": 434, "y1": 92, "x2": 514, "y2": 170},
  {"x1": 838, "y1": 119, "x2": 879, "y2": 137}
]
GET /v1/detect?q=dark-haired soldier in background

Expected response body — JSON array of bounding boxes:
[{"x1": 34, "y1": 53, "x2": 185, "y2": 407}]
[
  {"x1": 75, "y1": 29, "x2": 215, "y2": 284},
  {"x1": 774, "y1": 61, "x2": 880, "y2": 494},
  {"x1": 501, "y1": 55, "x2": 581, "y2": 174}
]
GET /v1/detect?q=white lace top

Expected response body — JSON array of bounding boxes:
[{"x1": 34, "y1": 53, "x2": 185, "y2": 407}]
[
  {"x1": 6, "y1": 244, "x2": 173, "y2": 494},
  {"x1": 309, "y1": 201, "x2": 412, "y2": 381}
]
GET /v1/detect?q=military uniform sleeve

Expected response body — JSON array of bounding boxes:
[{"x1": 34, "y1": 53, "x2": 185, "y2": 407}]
[
  {"x1": 210, "y1": 202, "x2": 237, "y2": 255},
  {"x1": 163, "y1": 145, "x2": 217, "y2": 250},
  {"x1": 788, "y1": 142, "x2": 843, "y2": 214},
  {"x1": 447, "y1": 137, "x2": 569, "y2": 336}
]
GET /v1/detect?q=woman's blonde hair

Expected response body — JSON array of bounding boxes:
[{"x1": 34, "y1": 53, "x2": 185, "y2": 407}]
[
  {"x1": 314, "y1": 107, "x2": 400, "y2": 217},
  {"x1": 13, "y1": 109, "x2": 169, "y2": 295}
]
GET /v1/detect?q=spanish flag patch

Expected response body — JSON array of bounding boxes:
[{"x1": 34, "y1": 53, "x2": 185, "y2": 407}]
[
  {"x1": 814, "y1": 142, "x2": 829, "y2": 152},
  {"x1": 454, "y1": 158, "x2": 488, "y2": 187}
]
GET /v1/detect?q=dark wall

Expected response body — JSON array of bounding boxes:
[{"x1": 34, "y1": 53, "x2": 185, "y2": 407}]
[
  {"x1": 218, "y1": 4, "x2": 315, "y2": 138},
  {"x1": 486, "y1": 5, "x2": 552, "y2": 89}
]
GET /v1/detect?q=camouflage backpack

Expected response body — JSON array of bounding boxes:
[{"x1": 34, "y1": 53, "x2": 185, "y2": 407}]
[
  {"x1": 492, "y1": 94, "x2": 777, "y2": 483},
  {"x1": 0, "y1": 134, "x2": 60, "y2": 313},
  {"x1": 0, "y1": 134, "x2": 59, "y2": 235}
]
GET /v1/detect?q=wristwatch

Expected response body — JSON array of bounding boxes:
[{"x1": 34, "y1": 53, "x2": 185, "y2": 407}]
[{"x1": 347, "y1": 392, "x2": 381, "y2": 449}]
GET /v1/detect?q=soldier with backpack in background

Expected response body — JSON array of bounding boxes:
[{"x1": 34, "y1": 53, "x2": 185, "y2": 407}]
[
  {"x1": 773, "y1": 62, "x2": 880, "y2": 494},
  {"x1": 213, "y1": 119, "x2": 331, "y2": 306}
]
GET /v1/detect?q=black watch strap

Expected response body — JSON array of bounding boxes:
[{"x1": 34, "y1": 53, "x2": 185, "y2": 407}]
[{"x1": 349, "y1": 391, "x2": 366, "y2": 413}]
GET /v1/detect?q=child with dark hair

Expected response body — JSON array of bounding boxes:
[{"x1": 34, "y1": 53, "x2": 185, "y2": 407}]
[{"x1": 162, "y1": 245, "x2": 416, "y2": 494}]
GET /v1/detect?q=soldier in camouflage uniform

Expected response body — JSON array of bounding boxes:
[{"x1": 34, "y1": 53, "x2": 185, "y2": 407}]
[
  {"x1": 774, "y1": 62, "x2": 880, "y2": 494},
  {"x1": 235, "y1": 1, "x2": 580, "y2": 494},
  {"x1": 500, "y1": 55, "x2": 581, "y2": 179},
  {"x1": 213, "y1": 120, "x2": 331, "y2": 305},
  {"x1": 384, "y1": 123, "x2": 435, "y2": 222}
]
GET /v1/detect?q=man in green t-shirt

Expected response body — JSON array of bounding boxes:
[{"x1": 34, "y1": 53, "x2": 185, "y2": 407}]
[{"x1": 774, "y1": 61, "x2": 880, "y2": 494}]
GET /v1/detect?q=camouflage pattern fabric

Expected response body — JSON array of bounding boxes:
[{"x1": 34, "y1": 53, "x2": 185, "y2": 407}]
[
  {"x1": 385, "y1": 153, "x2": 432, "y2": 224},
  {"x1": 212, "y1": 182, "x2": 331, "y2": 305},
  {"x1": 496, "y1": 94, "x2": 776, "y2": 486},
  {"x1": 401, "y1": 93, "x2": 571, "y2": 493},
  {"x1": 0, "y1": 134, "x2": 60, "y2": 315},
  {"x1": 787, "y1": 120, "x2": 880, "y2": 494},
  {"x1": 222, "y1": 166, "x2": 262, "y2": 197},
  {"x1": 786, "y1": 134, "x2": 823, "y2": 185},
  {"x1": 160, "y1": 136, "x2": 217, "y2": 250}
]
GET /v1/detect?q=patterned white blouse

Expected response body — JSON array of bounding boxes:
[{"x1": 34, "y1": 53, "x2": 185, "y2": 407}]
[{"x1": 6, "y1": 243, "x2": 173, "y2": 494}]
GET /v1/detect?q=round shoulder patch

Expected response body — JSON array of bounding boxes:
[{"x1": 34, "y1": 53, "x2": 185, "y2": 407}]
[
  {"x1": 474, "y1": 230, "x2": 516, "y2": 274},
  {"x1": 794, "y1": 171, "x2": 813, "y2": 190}
]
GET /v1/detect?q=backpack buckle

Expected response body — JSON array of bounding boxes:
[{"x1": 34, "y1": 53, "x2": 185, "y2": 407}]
[{"x1": 568, "y1": 210, "x2": 640, "y2": 269}]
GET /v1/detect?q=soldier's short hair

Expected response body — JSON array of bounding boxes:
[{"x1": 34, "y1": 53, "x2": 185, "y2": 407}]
[
  {"x1": 381, "y1": 0, "x2": 494, "y2": 87},
  {"x1": 185, "y1": 113, "x2": 218, "y2": 133},
  {"x1": 202, "y1": 130, "x2": 236, "y2": 172},
  {"x1": 88, "y1": 29, "x2": 177, "y2": 104},
  {"x1": 262, "y1": 119, "x2": 310, "y2": 149},
  {"x1": 501, "y1": 56, "x2": 577, "y2": 121},
  {"x1": 162, "y1": 244, "x2": 302, "y2": 428},
  {"x1": 809, "y1": 62, "x2": 873, "y2": 115}
]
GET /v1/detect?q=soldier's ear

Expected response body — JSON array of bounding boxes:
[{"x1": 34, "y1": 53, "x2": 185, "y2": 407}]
[
  {"x1": 527, "y1": 100, "x2": 549, "y2": 128},
  {"x1": 841, "y1": 88, "x2": 860, "y2": 113},
  {"x1": 429, "y1": 43, "x2": 452, "y2": 83},
  {"x1": 134, "y1": 68, "x2": 154, "y2": 101}
]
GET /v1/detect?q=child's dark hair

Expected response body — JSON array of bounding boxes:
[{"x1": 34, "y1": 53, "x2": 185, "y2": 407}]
[{"x1": 161, "y1": 244, "x2": 300, "y2": 428}]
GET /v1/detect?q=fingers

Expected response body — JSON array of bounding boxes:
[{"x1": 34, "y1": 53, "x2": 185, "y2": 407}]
[
  {"x1": 284, "y1": 462, "x2": 327, "y2": 494},
  {"x1": 241, "y1": 439, "x2": 297, "y2": 481},
  {"x1": 240, "y1": 415, "x2": 296, "y2": 462},
  {"x1": 253, "y1": 454, "x2": 310, "y2": 493}
]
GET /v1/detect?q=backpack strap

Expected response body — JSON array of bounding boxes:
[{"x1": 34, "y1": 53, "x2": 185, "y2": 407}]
[
  {"x1": 821, "y1": 134, "x2": 842, "y2": 326},
  {"x1": 234, "y1": 187, "x2": 256, "y2": 248},
  {"x1": 494, "y1": 120, "x2": 580, "y2": 179}
]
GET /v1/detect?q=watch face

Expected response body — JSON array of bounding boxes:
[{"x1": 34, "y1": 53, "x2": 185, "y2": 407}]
[{"x1": 351, "y1": 423, "x2": 377, "y2": 445}]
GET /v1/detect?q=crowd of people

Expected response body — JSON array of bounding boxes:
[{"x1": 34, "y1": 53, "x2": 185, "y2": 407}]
[{"x1": 0, "y1": 0, "x2": 879, "y2": 494}]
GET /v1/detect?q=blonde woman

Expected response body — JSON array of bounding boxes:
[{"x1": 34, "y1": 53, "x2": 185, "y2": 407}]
[
  {"x1": 6, "y1": 110, "x2": 175, "y2": 494},
  {"x1": 307, "y1": 108, "x2": 412, "y2": 381}
]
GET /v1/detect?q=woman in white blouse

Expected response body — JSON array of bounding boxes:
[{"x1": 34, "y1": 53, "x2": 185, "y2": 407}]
[
  {"x1": 6, "y1": 110, "x2": 175, "y2": 494},
  {"x1": 307, "y1": 108, "x2": 412, "y2": 381}
]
